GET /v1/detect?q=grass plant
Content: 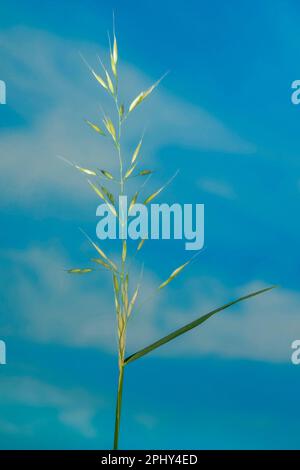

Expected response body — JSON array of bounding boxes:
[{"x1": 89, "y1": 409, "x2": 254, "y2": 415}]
[{"x1": 66, "y1": 21, "x2": 276, "y2": 450}]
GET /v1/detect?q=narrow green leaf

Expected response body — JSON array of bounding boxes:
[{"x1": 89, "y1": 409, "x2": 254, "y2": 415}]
[
  {"x1": 119, "y1": 104, "x2": 124, "y2": 119},
  {"x1": 124, "y1": 286, "x2": 277, "y2": 365}
]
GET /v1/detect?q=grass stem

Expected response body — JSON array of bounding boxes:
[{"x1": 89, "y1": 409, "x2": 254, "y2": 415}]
[{"x1": 113, "y1": 363, "x2": 125, "y2": 450}]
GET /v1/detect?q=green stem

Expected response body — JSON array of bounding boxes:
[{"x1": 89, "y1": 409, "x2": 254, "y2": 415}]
[
  {"x1": 113, "y1": 363, "x2": 125, "y2": 450},
  {"x1": 112, "y1": 89, "x2": 126, "y2": 451},
  {"x1": 114, "y1": 96, "x2": 124, "y2": 195},
  {"x1": 118, "y1": 144, "x2": 124, "y2": 195}
]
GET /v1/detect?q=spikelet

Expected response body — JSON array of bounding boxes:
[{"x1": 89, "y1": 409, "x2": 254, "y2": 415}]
[
  {"x1": 67, "y1": 268, "x2": 93, "y2": 274},
  {"x1": 158, "y1": 261, "x2": 190, "y2": 289},
  {"x1": 85, "y1": 119, "x2": 106, "y2": 135},
  {"x1": 128, "y1": 73, "x2": 167, "y2": 113}
]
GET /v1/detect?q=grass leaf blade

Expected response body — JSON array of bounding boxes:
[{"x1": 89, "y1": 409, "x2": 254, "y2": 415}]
[{"x1": 124, "y1": 286, "x2": 277, "y2": 365}]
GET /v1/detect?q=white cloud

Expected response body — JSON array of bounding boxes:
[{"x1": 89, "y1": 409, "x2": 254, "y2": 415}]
[
  {"x1": 0, "y1": 27, "x2": 254, "y2": 210},
  {"x1": 2, "y1": 244, "x2": 160, "y2": 351},
  {"x1": 0, "y1": 376, "x2": 102, "y2": 437},
  {"x1": 134, "y1": 413, "x2": 157, "y2": 430},
  {"x1": 2, "y1": 245, "x2": 300, "y2": 363},
  {"x1": 159, "y1": 279, "x2": 300, "y2": 362},
  {"x1": 198, "y1": 178, "x2": 236, "y2": 199},
  {"x1": 3, "y1": 245, "x2": 116, "y2": 349},
  {"x1": 0, "y1": 419, "x2": 30, "y2": 436},
  {"x1": 59, "y1": 409, "x2": 97, "y2": 438}
]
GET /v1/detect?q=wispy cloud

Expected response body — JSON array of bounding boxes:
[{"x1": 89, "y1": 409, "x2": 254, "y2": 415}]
[
  {"x1": 0, "y1": 27, "x2": 255, "y2": 210},
  {"x1": 2, "y1": 245, "x2": 296, "y2": 363},
  {"x1": 134, "y1": 413, "x2": 157, "y2": 430},
  {"x1": 198, "y1": 178, "x2": 236, "y2": 199},
  {"x1": 0, "y1": 376, "x2": 103, "y2": 437}
]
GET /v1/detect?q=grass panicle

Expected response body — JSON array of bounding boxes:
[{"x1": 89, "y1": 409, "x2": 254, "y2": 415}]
[{"x1": 65, "y1": 20, "x2": 276, "y2": 450}]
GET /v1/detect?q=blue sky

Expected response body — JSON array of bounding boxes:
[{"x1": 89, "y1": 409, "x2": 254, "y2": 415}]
[{"x1": 1, "y1": 0, "x2": 300, "y2": 449}]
